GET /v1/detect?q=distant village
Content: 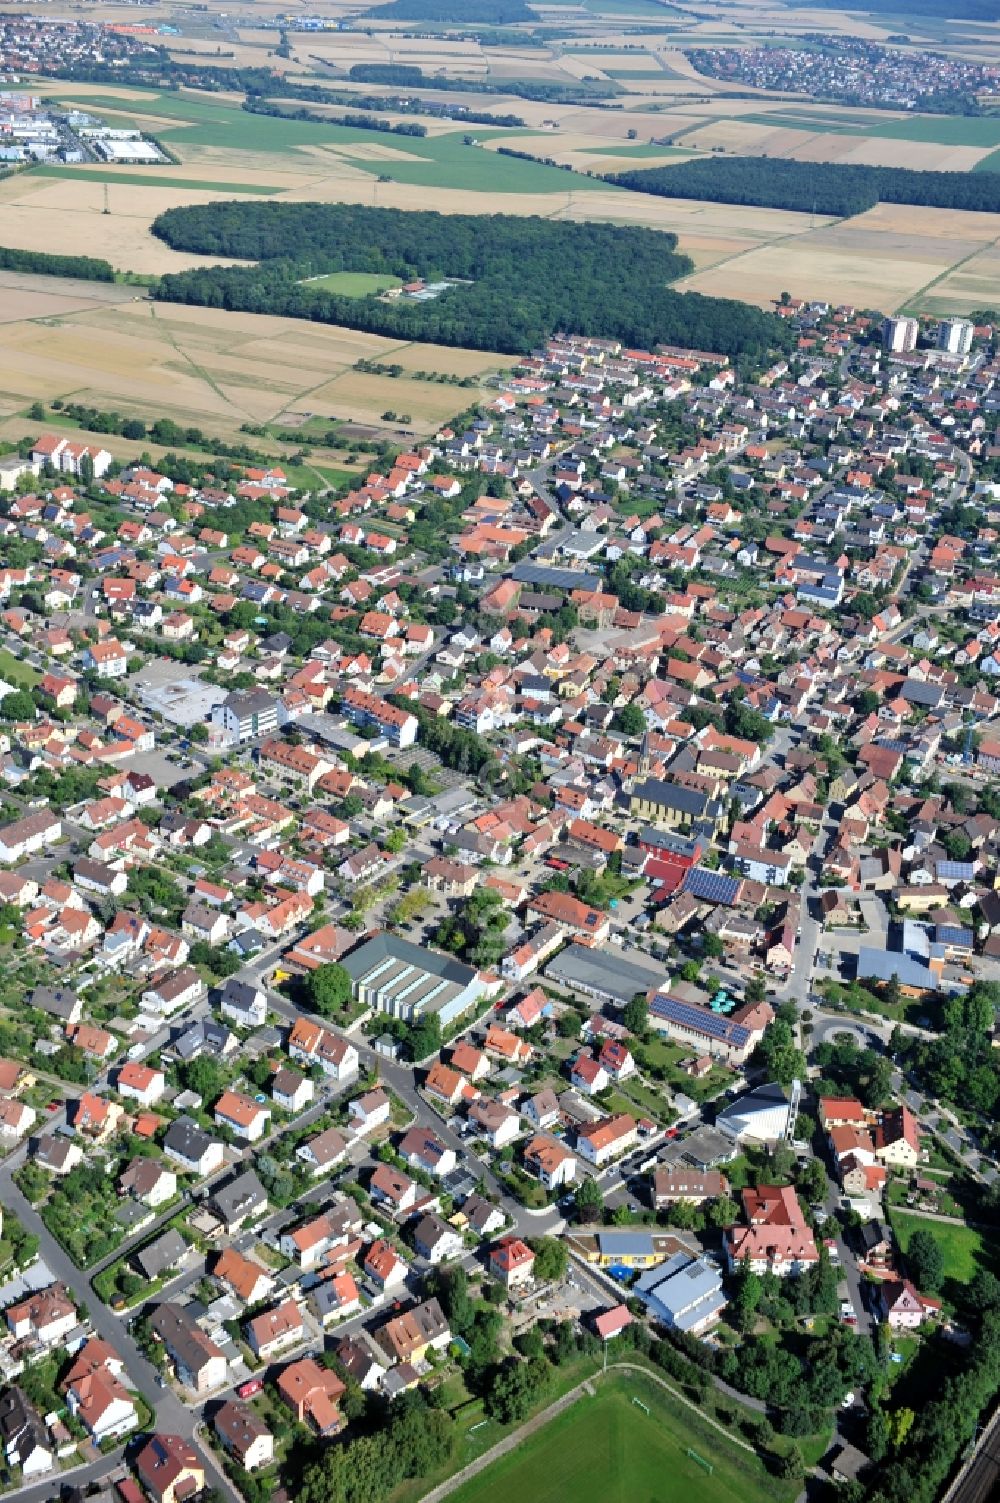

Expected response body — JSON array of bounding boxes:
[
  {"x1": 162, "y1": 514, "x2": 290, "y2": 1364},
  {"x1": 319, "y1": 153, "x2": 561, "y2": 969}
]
[{"x1": 690, "y1": 38, "x2": 1000, "y2": 111}]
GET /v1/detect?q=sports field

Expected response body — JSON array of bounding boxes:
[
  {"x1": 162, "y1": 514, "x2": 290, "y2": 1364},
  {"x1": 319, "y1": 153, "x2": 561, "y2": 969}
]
[
  {"x1": 302, "y1": 271, "x2": 402, "y2": 297},
  {"x1": 448, "y1": 1373, "x2": 788, "y2": 1503}
]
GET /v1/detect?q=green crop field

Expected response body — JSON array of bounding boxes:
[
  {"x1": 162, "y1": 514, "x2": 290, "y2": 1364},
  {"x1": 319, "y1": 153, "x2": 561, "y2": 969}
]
[
  {"x1": 30, "y1": 164, "x2": 281, "y2": 194},
  {"x1": 301, "y1": 271, "x2": 401, "y2": 296},
  {"x1": 581, "y1": 143, "x2": 694, "y2": 158},
  {"x1": 51, "y1": 88, "x2": 610, "y2": 193},
  {"x1": 889, "y1": 1210, "x2": 991, "y2": 1286},
  {"x1": 448, "y1": 1373, "x2": 789, "y2": 1503},
  {"x1": 740, "y1": 109, "x2": 1000, "y2": 149},
  {"x1": 576, "y1": 0, "x2": 683, "y2": 14}
]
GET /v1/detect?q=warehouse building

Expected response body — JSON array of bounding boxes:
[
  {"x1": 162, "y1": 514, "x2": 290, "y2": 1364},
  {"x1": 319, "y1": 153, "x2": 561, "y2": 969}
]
[
  {"x1": 544, "y1": 942, "x2": 667, "y2": 1009},
  {"x1": 341, "y1": 932, "x2": 490, "y2": 1028}
]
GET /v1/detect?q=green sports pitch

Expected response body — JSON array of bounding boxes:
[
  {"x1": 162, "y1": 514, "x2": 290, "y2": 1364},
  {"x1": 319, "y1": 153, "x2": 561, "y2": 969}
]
[{"x1": 448, "y1": 1373, "x2": 789, "y2": 1503}]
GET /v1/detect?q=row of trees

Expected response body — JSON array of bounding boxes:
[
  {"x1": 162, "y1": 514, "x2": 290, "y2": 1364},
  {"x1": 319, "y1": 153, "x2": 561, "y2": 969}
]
[
  {"x1": 608, "y1": 156, "x2": 1000, "y2": 219},
  {"x1": 44, "y1": 400, "x2": 272, "y2": 463},
  {"x1": 243, "y1": 98, "x2": 428, "y2": 138},
  {"x1": 0, "y1": 245, "x2": 114, "y2": 281},
  {"x1": 347, "y1": 61, "x2": 622, "y2": 102}
]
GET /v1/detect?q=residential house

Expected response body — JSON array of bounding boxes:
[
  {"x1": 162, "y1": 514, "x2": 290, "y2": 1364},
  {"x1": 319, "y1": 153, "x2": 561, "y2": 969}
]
[
  {"x1": 489, "y1": 1236, "x2": 535, "y2": 1291},
  {"x1": 214, "y1": 1400, "x2": 274, "y2": 1473},
  {"x1": 149, "y1": 1304, "x2": 227, "y2": 1394},
  {"x1": 375, "y1": 1298, "x2": 451, "y2": 1365},
  {"x1": 135, "y1": 1434, "x2": 205, "y2": 1503}
]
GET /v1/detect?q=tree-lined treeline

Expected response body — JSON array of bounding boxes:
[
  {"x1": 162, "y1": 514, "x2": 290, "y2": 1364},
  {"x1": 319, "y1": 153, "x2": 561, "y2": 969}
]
[
  {"x1": 151, "y1": 200, "x2": 790, "y2": 359},
  {"x1": 0, "y1": 246, "x2": 115, "y2": 281},
  {"x1": 607, "y1": 156, "x2": 1000, "y2": 218},
  {"x1": 253, "y1": 76, "x2": 527, "y2": 126},
  {"x1": 243, "y1": 98, "x2": 428, "y2": 137},
  {"x1": 348, "y1": 61, "x2": 623, "y2": 102}
]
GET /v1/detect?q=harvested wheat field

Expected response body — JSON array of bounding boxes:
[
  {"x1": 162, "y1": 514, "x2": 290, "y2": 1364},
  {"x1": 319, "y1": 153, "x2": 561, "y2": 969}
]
[
  {"x1": 677, "y1": 211, "x2": 998, "y2": 312},
  {"x1": 0, "y1": 177, "x2": 261, "y2": 273},
  {"x1": 911, "y1": 244, "x2": 1000, "y2": 315},
  {"x1": 0, "y1": 279, "x2": 512, "y2": 436}
]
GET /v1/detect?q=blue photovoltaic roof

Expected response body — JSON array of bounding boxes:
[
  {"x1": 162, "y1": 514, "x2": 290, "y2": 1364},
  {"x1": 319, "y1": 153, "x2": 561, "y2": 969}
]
[
  {"x1": 936, "y1": 861, "x2": 975, "y2": 880},
  {"x1": 649, "y1": 993, "x2": 750, "y2": 1046},
  {"x1": 935, "y1": 925, "x2": 973, "y2": 947},
  {"x1": 684, "y1": 867, "x2": 741, "y2": 904}
]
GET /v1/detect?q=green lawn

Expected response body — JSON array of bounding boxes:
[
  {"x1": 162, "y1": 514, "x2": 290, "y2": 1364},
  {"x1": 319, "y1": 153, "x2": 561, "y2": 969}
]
[
  {"x1": 302, "y1": 271, "x2": 401, "y2": 297},
  {"x1": 633, "y1": 1034, "x2": 733, "y2": 1102},
  {"x1": 0, "y1": 648, "x2": 40, "y2": 689},
  {"x1": 889, "y1": 1210, "x2": 989, "y2": 1286},
  {"x1": 280, "y1": 460, "x2": 356, "y2": 492},
  {"x1": 449, "y1": 1372, "x2": 790, "y2": 1503}
]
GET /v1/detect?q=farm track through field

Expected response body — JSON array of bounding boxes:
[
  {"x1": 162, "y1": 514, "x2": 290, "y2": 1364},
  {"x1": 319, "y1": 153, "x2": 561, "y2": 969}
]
[
  {"x1": 671, "y1": 208, "x2": 855, "y2": 292},
  {"x1": 903, "y1": 230, "x2": 1000, "y2": 314},
  {"x1": 148, "y1": 302, "x2": 256, "y2": 421}
]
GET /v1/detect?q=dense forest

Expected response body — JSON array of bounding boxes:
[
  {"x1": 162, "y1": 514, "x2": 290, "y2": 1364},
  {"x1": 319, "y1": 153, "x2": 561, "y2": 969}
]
[
  {"x1": 150, "y1": 200, "x2": 790, "y2": 359},
  {"x1": 607, "y1": 157, "x2": 1000, "y2": 217},
  {"x1": 360, "y1": 0, "x2": 533, "y2": 19},
  {"x1": 0, "y1": 246, "x2": 115, "y2": 281}
]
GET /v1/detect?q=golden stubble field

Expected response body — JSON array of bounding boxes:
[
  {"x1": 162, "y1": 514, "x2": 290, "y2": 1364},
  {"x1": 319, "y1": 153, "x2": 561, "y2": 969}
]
[
  {"x1": 676, "y1": 204, "x2": 1000, "y2": 312},
  {"x1": 0, "y1": 275, "x2": 513, "y2": 437}
]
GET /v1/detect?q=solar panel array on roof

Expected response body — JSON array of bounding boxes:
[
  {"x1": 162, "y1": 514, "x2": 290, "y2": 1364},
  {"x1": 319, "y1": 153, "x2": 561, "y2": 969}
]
[
  {"x1": 649, "y1": 993, "x2": 751, "y2": 1047},
  {"x1": 936, "y1": 861, "x2": 975, "y2": 880},
  {"x1": 684, "y1": 867, "x2": 741, "y2": 904},
  {"x1": 935, "y1": 925, "x2": 973, "y2": 947},
  {"x1": 511, "y1": 561, "x2": 603, "y2": 592}
]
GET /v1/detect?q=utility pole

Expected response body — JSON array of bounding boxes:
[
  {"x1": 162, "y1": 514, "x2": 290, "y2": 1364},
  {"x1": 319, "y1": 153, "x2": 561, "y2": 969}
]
[{"x1": 103, "y1": 182, "x2": 110, "y2": 215}]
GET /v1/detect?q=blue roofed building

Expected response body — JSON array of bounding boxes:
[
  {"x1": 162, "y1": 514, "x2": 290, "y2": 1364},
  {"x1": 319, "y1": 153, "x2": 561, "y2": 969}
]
[
  {"x1": 856, "y1": 948, "x2": 936, "y2": 992},
  {"x1": 934, "y1": 923, "x2": 974, "y2": 957},
  {"x1": 797, "y1": 575, "x2": 844, "y2": 608},
  {"x1": 856, "y1": 945, "x2": 967, "y2": 997},
  {"x1": 633, "y1": 1253, "x2": 728, "y2": 1334}
]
